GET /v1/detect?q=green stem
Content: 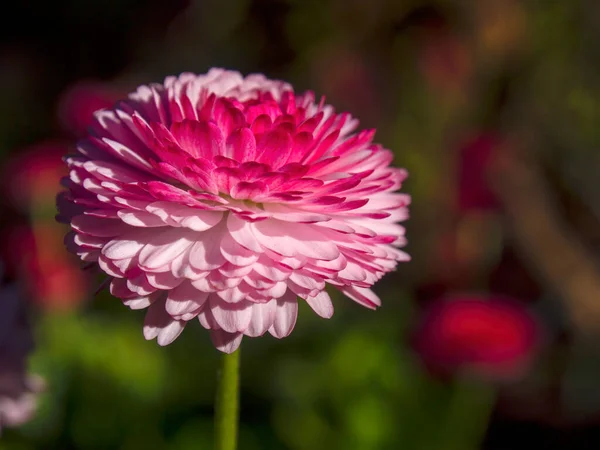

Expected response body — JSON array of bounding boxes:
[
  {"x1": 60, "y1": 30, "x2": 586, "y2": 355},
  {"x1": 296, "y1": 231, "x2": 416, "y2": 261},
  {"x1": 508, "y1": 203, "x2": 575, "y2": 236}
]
[
  {"x1": 439, "y1": 378, "x2": 497, "y2": 450},
  {"x1": 215, "y1": 349, "x2": 241, "y2": 450}
]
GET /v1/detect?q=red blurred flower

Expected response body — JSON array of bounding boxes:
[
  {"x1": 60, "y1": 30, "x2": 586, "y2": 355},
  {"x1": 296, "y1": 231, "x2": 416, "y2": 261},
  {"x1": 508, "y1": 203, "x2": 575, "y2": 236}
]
[
  {"x1": 3, "y1": 140, "x2": 68, "y2": 210},
  {"x1": 3, "y1": 225, "x2": 88, "y2": 311},
  {"x1": 57, "y1": 81, "x2": 122, "y2": 136},
  {"x1": 414, "y1": 295, "x2": 541, "y2": 380}
]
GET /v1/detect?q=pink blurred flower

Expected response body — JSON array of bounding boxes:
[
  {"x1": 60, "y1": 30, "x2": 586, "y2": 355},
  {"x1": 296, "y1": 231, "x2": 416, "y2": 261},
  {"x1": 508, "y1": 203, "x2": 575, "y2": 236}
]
[
  {"x1": 0, "y1": 281, "x2": 44, "y2": 433},
  {"x1": 57, "y1": 81, "x2": 123, "y2": 136},
  {"x1": 58, "y1": 68, "x2": 410, "y2": 353},
  {"x1": 415, "y1": 295, "x2": 540, "y2": 380},
  {"x1": 3, "y1": 140, "x2": 68, "y2": 209}
]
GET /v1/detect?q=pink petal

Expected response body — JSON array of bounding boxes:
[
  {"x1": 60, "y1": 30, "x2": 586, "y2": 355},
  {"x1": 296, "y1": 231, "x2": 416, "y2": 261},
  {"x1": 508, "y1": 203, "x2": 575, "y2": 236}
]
[
  {"x1": 215, "y1": 286, "x2": 247, "y2": 303},
  {"x1": 99, "y1": 137, "x2": 154, "y2": 171},
  {"x1": 210, "y1": 298, "x2": 253, "y2": 333},
  {"x1": 256, "y1": 281, "x2": 287, "y2": 299},
  {"x1": 269, "y1": 291, "x2": 298, "y2": 338},
  {"x1": 262, "y1": 204, "x2": 330, "y2": 223},
  {"x1": 213, "y1": 98, "x2": 247, "y2": 137},
  {"x1": 340, "y1": 286, "x2": 381, "y2": 310},
  {"x1": 118, "y1": 210, "x2": 167, "y2": 227},
  {"x1": 103, "y1": 238, "x2": 144, "y2": 260},
  {"x1": 71, "y1": 215, "x2": 128, "y2": 237},
  {"x1": 227, "y1": 214, "x2": 263, "y2": 253},
  {"x1": 189, "y1": 232, "x2": 226, "y2": 270},
  {"x1": 123, "y1": 296, "x2": 154, "y2": 310},
  {"x1": 213, "y1": 167, "x2": 242, "y2": 193},
  {"x1": 220, "y1": 233, "x2": 259, "y2": 266},
  {"x1": 230, "y1": 181, "x2": 268, "y2": 200},
  {"x1": 171, "y1": 120, "x2": 224, "y2": 158},
  {"x1": 245, "y1": 300, "x2": 277, "y2": 337},
  {"x1": 210, "y1": 329, "x2": 243, "y2": 353},
  {"x1": 139, "y1": 229, "x2": 195, "y2": 269},
  {"x1": 143, "y1": 299, "x2": 186, "y2": 345},
  {"x1": 256, "y1": 129, "x2": 292, "y2": 169},
  {"x1": 289, "y1": 271, "x2": 326, "y2": 291},
  {"x1": 305, "y1": 291, "x2": 334, "y2": 318},
  {"x1": 253, "y1": 220, "x2": 340, "y2": 260},
  {"x1": 227, "y1": 127, "x2": 257, "y2": 162},
  {"x1": 146, "y1": 271, "x2": 184, "y2": 289},
  {"x1": 166, "y1": 282, "x2": 209, "y2": 316},
  {"x1": 218, "y1": 263, "x2": 255, "y2": 278},
  {"x1": 197, "y1": 303, "x2": 219, "y2": 329},
  {"x1": 253, "y1": 257, "x2": 291, "y2": 281}
]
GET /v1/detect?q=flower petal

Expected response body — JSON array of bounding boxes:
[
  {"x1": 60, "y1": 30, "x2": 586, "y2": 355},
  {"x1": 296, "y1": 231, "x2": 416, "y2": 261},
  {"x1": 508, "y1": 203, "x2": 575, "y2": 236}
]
[
  {"x1": 210, "y1": 330, "x2": 243, "y2": 353},
  {"x1": 269, "y1": 291, "x2": 298, "y2": 338},
  {"x1": 305, "y1": 290, "x2": 334, "y2": 319}
]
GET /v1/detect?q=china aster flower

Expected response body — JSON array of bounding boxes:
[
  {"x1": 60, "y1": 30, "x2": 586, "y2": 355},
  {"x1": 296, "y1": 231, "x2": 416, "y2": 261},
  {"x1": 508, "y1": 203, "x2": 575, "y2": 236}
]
[
  {"x1": 414, "y1": 294, "x2": 540, "y2": 380},
  {"x1": 0, "y1": 279, "x2": 44, "y2": 433},
  {"x1": 58, "y1": 68, "x2": 410, "y2": 353}
]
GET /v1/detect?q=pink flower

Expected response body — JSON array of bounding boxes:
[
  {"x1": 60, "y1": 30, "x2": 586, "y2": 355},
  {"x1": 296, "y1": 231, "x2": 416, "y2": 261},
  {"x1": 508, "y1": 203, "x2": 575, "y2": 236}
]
[
  {"x1": 58, "y1": 69, "x2": 410, "y2": 353},
  {"x1": 414, "y1": 295, "x2": 540, "y2": 380},
  {"x1": 0, "y1": 281, "x2": 45, "y2": 433}
]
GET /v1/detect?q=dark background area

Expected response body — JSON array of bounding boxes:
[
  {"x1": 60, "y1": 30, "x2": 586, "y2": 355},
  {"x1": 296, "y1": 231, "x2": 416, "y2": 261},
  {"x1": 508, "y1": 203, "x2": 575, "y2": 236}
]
[{"x1": 2, "y1": 1, "x2": 600, "y2": 449}]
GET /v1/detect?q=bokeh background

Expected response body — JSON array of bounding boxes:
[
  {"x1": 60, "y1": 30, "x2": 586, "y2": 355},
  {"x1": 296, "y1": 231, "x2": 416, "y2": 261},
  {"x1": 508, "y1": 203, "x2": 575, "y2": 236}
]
[{"x1": 2, "y1": 0, "x2": 600, "y2": 448}]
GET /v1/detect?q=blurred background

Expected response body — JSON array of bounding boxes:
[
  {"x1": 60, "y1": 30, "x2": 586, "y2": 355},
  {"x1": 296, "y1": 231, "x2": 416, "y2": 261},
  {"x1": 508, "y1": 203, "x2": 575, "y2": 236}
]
[{"x1": 2, "y1": 0, "x2": 600, "y2": 448}]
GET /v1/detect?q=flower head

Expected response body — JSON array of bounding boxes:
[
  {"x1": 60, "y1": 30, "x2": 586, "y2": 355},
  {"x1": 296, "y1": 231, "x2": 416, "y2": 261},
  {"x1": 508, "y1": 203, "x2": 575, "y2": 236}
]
[
  {"x1": 0, "y1": 279, "x2": 44, "y2": 433},
  {"x1": 58, "y1": 69, "x2": 410, "y2": 353},
  {"x1": 414, "y1": 294, "x2": 540, "y2": 380}
]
